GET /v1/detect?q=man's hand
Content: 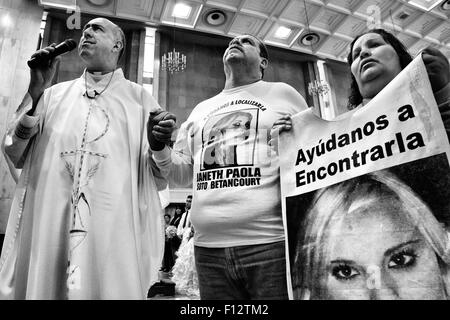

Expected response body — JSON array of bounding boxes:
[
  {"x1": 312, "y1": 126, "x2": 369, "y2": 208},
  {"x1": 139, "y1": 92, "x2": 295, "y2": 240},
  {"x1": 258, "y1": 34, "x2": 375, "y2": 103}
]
[
  {"x1": 27, "y1": 44, "x2": 61, "y2": 113},
  {"x1": 269, "y1": 114, "x2": 293, "y2": 152},
  {"x1": 422, "y1": 46, "x2": 450, "y2": 93},
  {"x1": 147, "y1": 110, "x2": 177, "y2": 151},
  {"x1": 272, "y1": 114, "x2": 293, "y2": 134}
]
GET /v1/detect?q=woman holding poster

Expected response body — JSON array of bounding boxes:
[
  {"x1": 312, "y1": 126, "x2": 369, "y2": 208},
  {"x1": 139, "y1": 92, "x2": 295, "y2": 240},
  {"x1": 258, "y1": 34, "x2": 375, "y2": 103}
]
[
  {"x1": 273, "y1": 29, "x2": 449, "y2": 144},
  {"x1": 346, "y1": 29, "x2": 449, "y2": 135},
  {"x1": 292, "y1": 170, "x2": 450, "y2": 300},
  {"x1": 280, "y1": 29, "x2": 450, "y2": 301}
]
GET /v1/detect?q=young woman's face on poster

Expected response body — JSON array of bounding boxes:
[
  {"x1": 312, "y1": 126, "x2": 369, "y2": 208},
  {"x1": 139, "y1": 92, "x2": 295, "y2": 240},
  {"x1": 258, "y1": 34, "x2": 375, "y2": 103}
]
[
  {"x1": 324, "y1": 196, "x2": 447, "y2": 300},
  {"x1": 214, "y1": 113, "x2": 252, "y2": 146}
]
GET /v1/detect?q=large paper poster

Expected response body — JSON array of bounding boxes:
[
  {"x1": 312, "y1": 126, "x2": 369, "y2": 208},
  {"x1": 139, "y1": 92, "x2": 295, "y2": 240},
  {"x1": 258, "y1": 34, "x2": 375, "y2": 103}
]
[{"x1": 280, "y1": 56, "x2": 450, "y2": 300}]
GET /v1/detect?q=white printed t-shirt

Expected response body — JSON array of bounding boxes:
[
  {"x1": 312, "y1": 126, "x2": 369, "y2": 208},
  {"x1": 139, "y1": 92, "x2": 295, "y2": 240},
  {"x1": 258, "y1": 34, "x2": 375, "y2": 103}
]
[{"x1": 154, "y1": 80, "x2": 308, "y2": 248}]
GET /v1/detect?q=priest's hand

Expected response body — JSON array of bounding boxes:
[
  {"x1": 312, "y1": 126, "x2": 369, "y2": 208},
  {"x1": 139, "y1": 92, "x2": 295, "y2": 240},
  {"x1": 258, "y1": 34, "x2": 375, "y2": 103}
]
[
  {"x1": 147, "y1": 110, "x2": 177, "y2": 151},
  {"x1": 27, "y1": 44, "x2": 61, "y2": 114}
]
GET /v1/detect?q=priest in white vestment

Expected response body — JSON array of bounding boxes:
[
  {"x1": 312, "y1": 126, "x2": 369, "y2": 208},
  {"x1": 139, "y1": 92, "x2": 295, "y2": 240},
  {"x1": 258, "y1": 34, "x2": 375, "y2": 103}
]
[{"x1": 0, "y1": 18, "x2": 171, "y2": 299}]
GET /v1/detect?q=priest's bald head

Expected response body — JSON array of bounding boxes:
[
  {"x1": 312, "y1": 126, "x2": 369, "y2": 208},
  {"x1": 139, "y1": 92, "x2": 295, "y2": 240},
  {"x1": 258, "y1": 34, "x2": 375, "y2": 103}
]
[{"x1": 78, "y1": 18, "x2": 125, "y2": 72}]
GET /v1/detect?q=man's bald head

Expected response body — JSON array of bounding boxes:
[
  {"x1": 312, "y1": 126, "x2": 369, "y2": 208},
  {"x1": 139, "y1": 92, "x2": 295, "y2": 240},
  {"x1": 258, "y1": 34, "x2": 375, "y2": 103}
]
[
  {"x1": 88, "y1": 18, "x2": 125, "y2": 60},
  {"x1": 111, "y1": 22, "x2": 126, "y2": 61},
  {"x1": 79, "y1": 18, "x2": 126, "y2": 71}
]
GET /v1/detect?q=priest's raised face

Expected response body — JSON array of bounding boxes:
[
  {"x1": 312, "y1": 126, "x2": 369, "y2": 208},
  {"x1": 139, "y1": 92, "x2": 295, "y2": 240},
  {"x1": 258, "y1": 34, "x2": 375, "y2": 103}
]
[{"x1": 78, "y1": 18, "x2": 124, "y2": 72}]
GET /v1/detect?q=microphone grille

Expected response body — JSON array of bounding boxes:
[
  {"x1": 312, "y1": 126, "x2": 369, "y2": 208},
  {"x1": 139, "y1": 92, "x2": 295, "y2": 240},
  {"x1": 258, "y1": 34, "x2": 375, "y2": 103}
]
[{"x1": 65, "y1": 39, "x2": 77, "y2": 50}]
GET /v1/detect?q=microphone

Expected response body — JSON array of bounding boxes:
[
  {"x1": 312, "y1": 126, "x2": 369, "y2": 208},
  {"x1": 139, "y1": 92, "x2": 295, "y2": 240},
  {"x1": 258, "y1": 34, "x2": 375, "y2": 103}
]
[{"x1": 27, "y1": 39, "x2": 77, "y2": 69}]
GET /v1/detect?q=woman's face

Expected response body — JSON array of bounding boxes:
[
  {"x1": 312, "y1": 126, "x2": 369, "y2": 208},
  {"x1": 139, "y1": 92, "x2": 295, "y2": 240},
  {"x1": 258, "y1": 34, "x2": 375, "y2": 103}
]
[
  {"x1": 350, "y1": 33, "x2": 402, "y2": 101},
  {"x1": 324, "y1": 197, "x2": 446, "y2": 300},
  {"x1": 220, "y1": 114, "x2": 251, "y2": 145}
]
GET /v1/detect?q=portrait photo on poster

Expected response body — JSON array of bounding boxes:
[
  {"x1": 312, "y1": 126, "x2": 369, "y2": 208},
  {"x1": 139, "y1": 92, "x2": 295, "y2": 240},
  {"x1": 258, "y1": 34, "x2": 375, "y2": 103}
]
[
  {"x1": 286, "y1": 154, "x2": 450, "y2": 300},
  {"x1": 200, "y1": 109, "x2": 258, "y2": 170}
]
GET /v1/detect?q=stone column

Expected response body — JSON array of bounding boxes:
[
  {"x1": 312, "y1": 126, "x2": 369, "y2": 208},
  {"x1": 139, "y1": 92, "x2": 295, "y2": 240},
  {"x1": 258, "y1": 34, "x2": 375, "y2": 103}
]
[{"x1": 0, "y1": 0, "x2": 43, "y2": 235}]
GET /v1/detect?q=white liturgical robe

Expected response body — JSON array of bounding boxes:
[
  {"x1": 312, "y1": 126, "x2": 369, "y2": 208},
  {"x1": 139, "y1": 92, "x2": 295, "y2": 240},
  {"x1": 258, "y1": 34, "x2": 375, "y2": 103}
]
[{"x1": 0, "y1": 69, "x2": 165, "y2": 299}]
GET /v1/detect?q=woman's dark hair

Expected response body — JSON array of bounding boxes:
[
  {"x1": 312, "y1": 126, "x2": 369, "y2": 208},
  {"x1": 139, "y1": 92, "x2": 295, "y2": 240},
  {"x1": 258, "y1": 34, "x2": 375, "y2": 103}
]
[{"x1": 347, "y1": 29, "x2": 413, "y2": 109}]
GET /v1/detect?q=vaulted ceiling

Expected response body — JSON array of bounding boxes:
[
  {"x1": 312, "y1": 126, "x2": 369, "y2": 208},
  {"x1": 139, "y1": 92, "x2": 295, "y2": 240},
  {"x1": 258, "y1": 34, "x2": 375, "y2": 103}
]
[{"x1": 39, "y1": 0, "x2": 450, "y2": 62}]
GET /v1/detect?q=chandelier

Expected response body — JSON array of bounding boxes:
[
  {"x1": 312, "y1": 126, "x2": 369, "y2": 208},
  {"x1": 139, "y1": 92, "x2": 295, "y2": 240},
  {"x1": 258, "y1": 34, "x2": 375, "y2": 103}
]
[
  {"x1": 308, "y1": 80, "x2": 329, "y2": 97},
  {"x1": 161, "y1": 47, "x2": 186, "y2": 74}
]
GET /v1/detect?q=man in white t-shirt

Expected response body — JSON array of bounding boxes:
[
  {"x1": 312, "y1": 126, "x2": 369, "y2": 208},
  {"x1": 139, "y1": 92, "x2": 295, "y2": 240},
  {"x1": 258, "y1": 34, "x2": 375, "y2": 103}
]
[{"x1": 148, "y1": 35, "x2": 308, "y2": 299}]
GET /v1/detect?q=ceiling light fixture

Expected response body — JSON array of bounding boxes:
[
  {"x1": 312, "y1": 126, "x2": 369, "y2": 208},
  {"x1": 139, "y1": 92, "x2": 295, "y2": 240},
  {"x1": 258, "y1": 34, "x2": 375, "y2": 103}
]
[
  {"x1": 396, "y1": 11, "x2": 411, "y2": 20},
  {"x1": 38, "y1": 0, "x2": 76, "y2": 10},
  {"x1": 86, "y1": 0, "x2": 111, "y2": 6},
  {"x1": 407, "y1": 0, "x2": 443, "y2": 11},
  {"x1": 162, "y1": 4, "x2": 187, "y2": 74},
  {"x1": 274, "y1": 26, "x2": 292, "y2": 39},
  {"x1": 308, "y1": 80, "x2": 329, "y2": 97},
  {"x1": 204, "y1": 9, "x2": 227, "y2": 26},
  {"x1": 300, "y1": 32, "x2": 320, "y2": 46},
  {"x1": 161, "y1": 48, "x2": 187, "y2": 74},
  {"x1": 1, "y1": 12, "x2": 12, "y2": 28},
  {"x1": 172, "y1": 3, "x2": 192, "y2": 19},
  {"x1": 441, "y1": 0, "x2": 450, "y2": 10},
  {"x1": 300, "y1": 0, "x2": 320, "y2": 48}
]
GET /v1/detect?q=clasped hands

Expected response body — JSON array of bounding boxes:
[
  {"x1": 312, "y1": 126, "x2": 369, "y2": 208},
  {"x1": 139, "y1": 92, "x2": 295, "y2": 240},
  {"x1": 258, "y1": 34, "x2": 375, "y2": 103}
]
[{"x1": 147, "y1": 110, "x2": 177, "y2": 151}]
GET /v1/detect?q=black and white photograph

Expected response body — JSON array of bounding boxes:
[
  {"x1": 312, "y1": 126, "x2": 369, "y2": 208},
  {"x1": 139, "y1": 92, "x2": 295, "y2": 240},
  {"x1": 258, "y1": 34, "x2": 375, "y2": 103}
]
[{"x1": 0, "y1": 0, "x2": 449, "y2": 313}]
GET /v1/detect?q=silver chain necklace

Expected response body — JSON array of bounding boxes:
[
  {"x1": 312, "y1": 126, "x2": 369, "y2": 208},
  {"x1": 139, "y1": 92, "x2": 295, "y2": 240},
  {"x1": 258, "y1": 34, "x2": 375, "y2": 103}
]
[{"x1": 83, "y1": 69, "x2": 115, "y2": 99}]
